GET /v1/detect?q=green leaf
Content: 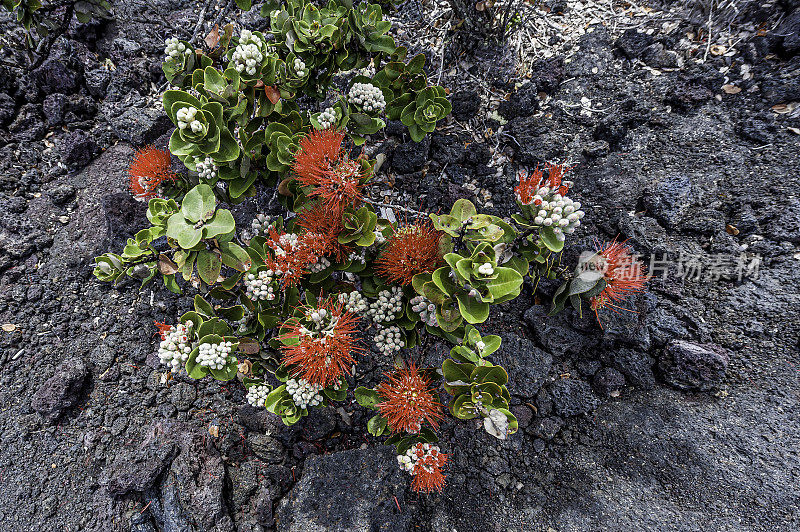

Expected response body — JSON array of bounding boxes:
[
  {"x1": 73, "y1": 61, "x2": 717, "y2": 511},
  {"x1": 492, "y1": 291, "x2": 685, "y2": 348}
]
[
  {"x1": 197, "y1": 250, "x2": 222, "y2": 285},
  {"x1": 355, "y1": 386, "x2": 381, "y2": 410},
  {"x1": 185, "y1": 347, "x2": 210, "y2": 379},
  {"x1": 194, "y1": 294, "x2": 216, "y2": 317},
  {"x1": 442, "y1": 359, "x2": 474, "y2": 386},
  {"x1": 204, "y1": 209, "x2": 235, "y2": 238},
  {"x1": 367, "y1": 414, "x2": 388, "y2": 436},
  {"x1": 218, "y1": 241, "x2": 251, "y2": 271},
  {"x1": 455, "y1": 292, "x2": 490, "y2": 324},
  {"x1": 486, "y1": 267, "x2": 524, "y2": 299},
  {"x1": 450, "y1": 199, "x2": 476, "y2": 222},
  {"x1": 539, "y1": 226, "x2": 565, "y2": 252},
  {"x1": 167, "y1": 214, "x2": 203, "y2": 249},
  {"x1": 182, "y1": 184, "x2": 217, "y2": 223}
]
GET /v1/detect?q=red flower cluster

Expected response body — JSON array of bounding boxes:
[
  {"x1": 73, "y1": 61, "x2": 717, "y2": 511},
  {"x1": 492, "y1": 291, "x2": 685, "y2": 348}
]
[
  {"x1": 292, "y1": 129, "x2": 365, "y2": 217},
  {"x1": 154, "y1": 321, "x2": 173, "y2": 340},
  {"x1": 376, "y1": 360, "x2": 444, "y2": 434},
  {"x1": 264, "y1": 227, "x2": 327, "y2": 288},
  {"x1": 129, "y1": 146, "x2": 177, "y2": 200},
  {"x1": 374, "y1": 220, "x2": 443, "y2": 286},
  {"x1": 297, "y1": 201, "x2": 352, "y2": 262},
  {"x1": 280, "y1": 299, "x2": 363, "y2": 387},
  {"x1": 409, "y1": 444, "x2": 448, "y2": 494},
  {"x1": 514, "y1": 162, "x2": 572, "y2": 205},
  {"x1": 589, "y1": 239, "x2": 649, "y2": 325}
]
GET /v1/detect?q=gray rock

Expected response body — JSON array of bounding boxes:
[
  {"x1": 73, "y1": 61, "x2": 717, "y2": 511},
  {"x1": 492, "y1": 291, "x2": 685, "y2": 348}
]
[
  {"x1": 607, "y1": 348, "x2": 656, "y2": 389},
  {"x1": 59, "y1": 130, "x2": 99, "y2": 170},
  {"x1": 615, "y1": 28, "x2": 655, "y2": 59},
  {"x1": 659, "y1": 340, "x2": 729, "y2": 391},
  {"x1": 112, "y1": 106, "x2": 173, "y2": 146},
  {"x1": 0, "y1": 92, "x2": 14, "y2": 126},
  {"x1": 9, "y1": 103, "x2": 45, "y2": 142},
  {"x1": 524, "y1": 305, "x2": 599, "y2": 357},
  {"x1": 48, "y1": 184, "x2": 76, "y2": 206},
  {"x1": 494, "y1": 333, "x2": 553, "y2": 398},
  {"x1": 248, "y1": 434, "x2": 285, "y2": 464},
  {"x1": 84, "y1": 68, "x2": 111, "y2": 98},
  {"x1": 643, "y1": 174, "x2": 693, "y2": 230},
  {"x1": 277, "y1": 446, "x2": 414, "y2": 532},
  {"x1": 42, "y1": 93, "x2": 67, "y2": 126},
  {"x1": 593, "y1": 367, "x2": 626, "y2": 397},
  {"x1": 168, "y1": 383, "x2": 196, "y2": 411},
  {"x1": 31, "y1": 358, "x2": 89, "y2": 423},
  {"x1": 549, "y1": 378, "x2": 600, "y2": 417},
  {"x1": 100, "y1": 440, "x2": 178, "y2": 496},
  {"x1": 33, "y1": 58, "x2": 78, "y2": 94}
]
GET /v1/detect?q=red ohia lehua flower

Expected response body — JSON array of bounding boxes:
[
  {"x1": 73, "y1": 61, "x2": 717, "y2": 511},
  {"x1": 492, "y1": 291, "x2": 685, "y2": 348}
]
[
  {"x1": 589, "y1": 238, "x2": 649, "y2": 326},
  {"x1": 398, "y1": 443, "x2": 449, "y2": 494},
  {"x1": 374, "y1": 219, "x2": 444, "y2": 286},
  {"x1": 264, "y1": 227, "x2": 328, "y2": 288},
  {"x1": 514, "y1": 162, "x2": 572, "y2": 205},
  {"x1": 292, "y1": 129, "x2": 365, "y2": 216},
  {"x1": 129, "y1": 146, "x2": 177, "y2": 200},
  {"x1": 376, "y1": 360, "x2": 444, "y2": 434},
  {"x1": 280, "y1": 298, "x2": 364, "y2": 387},
  {"x1": 297, "y1": 200, "x2": 352, "y2": 262},
  {"x1": 154, "y1": 321, "x2": 173, "y2": 340}
]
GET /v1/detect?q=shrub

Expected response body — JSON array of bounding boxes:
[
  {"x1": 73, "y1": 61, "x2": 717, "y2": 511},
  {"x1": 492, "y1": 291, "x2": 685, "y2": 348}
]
[{"x1": 93, "y1": 0, "x2": 648, "y2": 494}]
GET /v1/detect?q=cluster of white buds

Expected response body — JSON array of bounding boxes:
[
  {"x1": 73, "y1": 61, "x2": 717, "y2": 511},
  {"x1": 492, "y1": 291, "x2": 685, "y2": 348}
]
[
  {"x1": 293, "y1": 58, "x2": 307, "y2": 77},
  {"x1": 349, "y1": 83, "x2": 385, "y2": 113},
  {"x1": 373, "y1": 229, "x2": 387, "y2": 245},
  {"x1": 338, "y1": 291, "x2": 368, "y2": 314},
  {"x1": 477, "y1": 263, "x2": 495, "y2": 276},
  {"x1": 177, "y1": 106, "x2": 203, "y2": 134},
  {"x1": 286, "y1": 378, "x2": 323, "y2": 409},
  {"x1": 195, "y1": 156, "x2": 217, "y2": 181},
  {"x1": 475, "y1": 340, "x2": 486, "y2": 354},
  {"x1": 244, "y1": 270, "x2": 277, "y2": 301},
  {"x1": 347, "y1": 249, "x2": 366, "y2": 265},
  {"x1": 164, "y1": 37, "x2": 191, "y2": 61},
  {"x1": 250, "y1": 213, "x2": 271, "y2": 237},
  {"x1": 235, "y1": 309, "x2": 252, "y2": 334},
  {"x1": 410, "y1": 295, "x2": 437, "y2": 327},
  {"x1": 374, "y1": 325, "x2": 404, "y2": 355},
  {"x1": 316, "y1": 107, "x2": 337, "y2": 129},
  {"x1": 197, "y1": 341, "x2": 233, "y2": 370},
  {"x1": 397, "y1": 443, "x2": 443, "y2": 474},
  {"x1": 367, "y1": 286, "x2": 403, "y2": 323},
  {"x1": 309, "y1": 256, "x2": 330, "y2": 274},
  {"x1": 246, "y1": 384, "x2": 271, "y2": 407},
  {"x1": 158, "y1": 321, "x2": 193, "y2": 372},
  {"x1": 299, "y1": 307, "x2": 340, "y2": 340},
  {"x1": 528, "y1": 187, "x2": 585, "y2": 242},
  {"x1": 232, "y1": 29, "x2": 264, "y2": 76}
]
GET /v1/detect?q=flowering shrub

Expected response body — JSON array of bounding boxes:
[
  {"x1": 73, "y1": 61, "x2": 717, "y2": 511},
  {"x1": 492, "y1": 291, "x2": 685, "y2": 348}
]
[{"x1": 93, "y1": 0, "x2": 648, "y2": 494}]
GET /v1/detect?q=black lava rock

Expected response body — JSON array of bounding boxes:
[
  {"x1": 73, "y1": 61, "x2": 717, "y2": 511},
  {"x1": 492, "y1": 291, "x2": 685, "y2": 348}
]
[
  {"x1": 451, "y1": 90, "x2": 480, "y2": 121},
  {"x1": 607, "y1": 348, "x2": 656, "y2": 389},
  {"x1": 85, "y1": 68, "x2": 111, "y2": 98},
  {"x1": 529, "y1": 57, "x2": 565, "y2": 94},
  {"x1": 615, "y1": 28, "x2": 655, "y2": 59},
  {"x1": 42, "y1": 93, "x2": 67, "y2": 126},
  {"x1": 593, "y1": 367, "x2": 626, "y2": 397},
  {"x1": 642, "y1": 174, "x2": 693, "y2": 230},
  {"x1": 31, "y1": 358, "x2": 89, "y2": 423},
  {"x1": 774, "y1": 9, "x2": 800, "y2": 57},
  {"x1": 0, "y1": 92, "x2": 15, "y2": 126},
  {"x1": 60, "y1": 130, "x2": 99, "y2": 169},
  {"x1": 391, "y1": 137, "x2": 430, "y2": 174},
  {"x1": 494, "y1": 333, "x2": 553, "y2": 399},
  {"x1": 9, "y1": 103, "x2": 46, "y2": 142},
  {"x1": 524, "y1": 305, "x2": 599, "y2": 357},
  {"x1": 665, "y1": 80, "x2": 714, "y2": 111},
  {"x1": 498, "y1": 82, "x2": 539, "y2": 120},
  {"x1": 641, "y1": 43, "x2": 680, "y2": 68},
  {"x1": 550, "y1": 378, "x2": 600, "y2": 417},
  {"x1": 100, "y1": 440, "x2": 178, "y2": 496},
  {"x1": 583, "y1": 140, "x2": 610, "y2": 158},
  {"x1": 34, "y1": 58, "x2": 79, "y2": 94},
  {"x1": 659, "y1": 340, "x2": 729, "y2": 392},
  {"x1": 277, "y1": 447, "x2": 413, "y2": 531},
  {"x1": 48, "y1": 184, "x2": 76, "y2": 206}
]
